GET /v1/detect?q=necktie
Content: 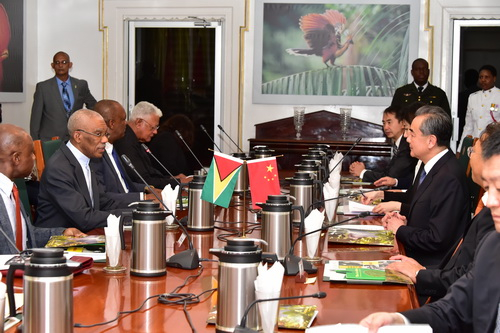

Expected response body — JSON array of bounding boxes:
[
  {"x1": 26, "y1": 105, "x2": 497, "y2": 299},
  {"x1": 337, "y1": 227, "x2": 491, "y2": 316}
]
[
  {"x1": 418, "y1": 169, "x2": 427, "y2": 186},
  {"x1": 12, "y1": 184, "x2": 23, "y2": 250},
  {"x1": 392, "y1": 143, "x2": 398, "y2": 157},
  {"x1": 417, "y1": 86, "x2": 424, "y2": 94},
  {"x1": 112, "y1": 148, "x2": 130, "y2": 191},
  {"x1": 84, "y1": 163, "x2": 94, "y2": 207},
  {"x1": 61, "y1": 82, "x2": 72, "y2": 117}
]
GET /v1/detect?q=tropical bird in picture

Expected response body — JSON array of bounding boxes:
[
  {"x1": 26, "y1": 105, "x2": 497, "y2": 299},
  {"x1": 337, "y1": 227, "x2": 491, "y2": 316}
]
[{"x1": 287, "y1": 9, "x2": 354, "y2": 67}]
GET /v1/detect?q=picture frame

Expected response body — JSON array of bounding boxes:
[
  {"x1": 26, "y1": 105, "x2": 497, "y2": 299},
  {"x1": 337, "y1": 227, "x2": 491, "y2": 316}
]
[
  {"x1": 253, "y1": 0, "x2": 420, "y2": 106},
  {"x1": 0, "y1": 0, "x2": 25, "y2": 102}
]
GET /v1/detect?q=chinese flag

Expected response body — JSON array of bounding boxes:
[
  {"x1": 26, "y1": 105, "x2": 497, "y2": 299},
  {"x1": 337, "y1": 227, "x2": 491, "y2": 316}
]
[{"x1": 246, "y1": 157, "x2": 281, "y2": 209}]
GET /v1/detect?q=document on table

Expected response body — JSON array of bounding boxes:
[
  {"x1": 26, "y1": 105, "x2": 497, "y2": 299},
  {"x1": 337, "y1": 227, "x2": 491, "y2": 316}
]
[{"x1": 306, "y1": 324, "x2": 432, "y2": 332}]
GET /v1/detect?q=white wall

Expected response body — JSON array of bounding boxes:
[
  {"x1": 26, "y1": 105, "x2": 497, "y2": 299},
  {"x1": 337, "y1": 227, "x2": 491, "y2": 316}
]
[{"x1": 3, "y1": 0, "x2": 500, "y2": 150}]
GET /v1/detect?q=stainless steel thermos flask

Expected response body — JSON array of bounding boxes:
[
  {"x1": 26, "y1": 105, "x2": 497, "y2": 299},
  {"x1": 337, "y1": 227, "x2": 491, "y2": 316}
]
[
  {"x1": 209, "y1": 238, "x2": 267, "y2": 333},
  {"x1": 7, "y1": 248, "x2": 74, "y2": 333},
  {"x1": 187, "y1": 175, "x2": 214, "y2": 231}
]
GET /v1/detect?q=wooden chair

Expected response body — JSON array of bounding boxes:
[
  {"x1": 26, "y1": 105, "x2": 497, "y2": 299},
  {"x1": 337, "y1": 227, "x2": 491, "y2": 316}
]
[{"x1": 33, "y1": 137, "x2": 61, "y2": 179}]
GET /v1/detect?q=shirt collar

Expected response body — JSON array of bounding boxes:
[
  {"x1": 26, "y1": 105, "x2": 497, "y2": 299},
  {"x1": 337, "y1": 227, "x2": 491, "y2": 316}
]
[
  {"x1": 0, "y1": 172, "x2": 14, "y2": 198},
  {"x1": 66, "y1": 140, "x2": 90, "y2": 167},
  {"x1": 393, "y1": 134, "x2": 403, "y2": 147},
  {"x1": 105, "y1": 142, "x2": 114, "y2": 155},
  {"x1": 424, "y1": 148, "x2": 448, "y2": 174},
  {"x1": 414, "y1": 81, "x2": 429, "y2": 90},
  {"x1": 56, "y1": 76, "x2": 72, "y2": 85}
]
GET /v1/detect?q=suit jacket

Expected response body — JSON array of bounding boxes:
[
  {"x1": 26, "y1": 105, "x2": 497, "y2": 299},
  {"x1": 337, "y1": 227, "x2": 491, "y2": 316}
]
[
  {"x1": 30, "y1": 76, "x2": 96, "y2": 141},
  {"x1": 114, "y1": 125, "x2": 178, "y2": 189},
  {"x1": 403, "y1": 231, "x2": 500, "y2": 333},
  {"x1": 362, "y1": 136, "x2": 417, "y2": 182},
  {"x1": 391, "y1": 83, "x2": 451, "y2": 116},
  {"x1": 388, "y1": 150, "x2": 470, "y2": 266},
  {"x1": 91, "y1": 152, "x2": 143, "y2": 205},
  {"x1": 0, "y1": 195, "x2": 65, "y2": 254},
  {"x1": 35, "y1": 144, "x2": 125, "y2": 232},
  {"x1": 416, "y1": 207, "x2": 494, "y2": 299}
]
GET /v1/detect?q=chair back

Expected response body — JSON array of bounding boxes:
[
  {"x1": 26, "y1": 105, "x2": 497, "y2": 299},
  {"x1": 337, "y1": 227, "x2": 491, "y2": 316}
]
[
  {"x1": 33, "y1": 137, "x2": 62, "y2": 180},
  {"x1": 13, "y1": 178, "x2": 33, "y2": 222},
  {"x1": 456, "y1": 135, "x2": 474, "y2": 174}
]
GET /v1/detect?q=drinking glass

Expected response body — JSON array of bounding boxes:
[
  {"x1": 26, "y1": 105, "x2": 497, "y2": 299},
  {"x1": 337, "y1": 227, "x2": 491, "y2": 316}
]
[
  {"x1": 339, "y1": 107, "x2": 352, "y2": 138},
  {"x1": 293, "y1": 107, "x2": 305, "y2": 140}
]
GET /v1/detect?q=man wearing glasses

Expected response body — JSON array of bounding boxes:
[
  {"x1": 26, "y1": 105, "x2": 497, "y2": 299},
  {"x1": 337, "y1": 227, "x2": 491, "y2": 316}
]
[
  {"x1": 36, "y1": 110, "x2": 129, "y2": 232},
  {"x1": 114, "y1": 101, "x2": 190, "y2": 188},
  {"x1": 30, "y1": 51, "x2": 96, "y2": 141}
]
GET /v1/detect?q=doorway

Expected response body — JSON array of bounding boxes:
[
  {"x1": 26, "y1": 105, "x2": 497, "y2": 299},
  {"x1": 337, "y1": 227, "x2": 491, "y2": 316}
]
[{"x1": 128, "y1": 21, "x2": 222, "y2": 170}]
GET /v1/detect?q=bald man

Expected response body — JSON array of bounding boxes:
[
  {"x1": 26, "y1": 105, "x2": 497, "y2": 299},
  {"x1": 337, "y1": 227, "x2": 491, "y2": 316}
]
[
  {"x1": 0, "y1": 124, "x2": 84, "y2": 254},
  {"x1": 36, "y1": 109, "x2": 128, "y2": 232}
]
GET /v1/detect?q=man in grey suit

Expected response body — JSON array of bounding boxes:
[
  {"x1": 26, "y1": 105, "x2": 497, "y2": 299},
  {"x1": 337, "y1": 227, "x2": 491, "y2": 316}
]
[
  {"x1": 0, "y1": 124, "x2": 84, "y2": 254},
  {"x1": 30, "y1": 51, "x2": 97, "y2": 141},
  {"x1": 36, "y1": 109, "x2": 128, "y2": 232}
]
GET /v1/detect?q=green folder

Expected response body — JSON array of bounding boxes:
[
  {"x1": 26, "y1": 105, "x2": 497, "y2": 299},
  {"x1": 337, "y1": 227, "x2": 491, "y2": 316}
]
[{"x1": 344, "y1": 268, "x2": 386, "y2": 281}]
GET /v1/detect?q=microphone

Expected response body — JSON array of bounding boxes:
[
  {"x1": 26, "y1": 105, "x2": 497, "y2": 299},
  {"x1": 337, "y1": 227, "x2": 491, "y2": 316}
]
[
  {"x1": 141, "y1": 143, "x2": 181, "y2": 186},
  {"x1": 121, "y1": 154, "x2": 200, "y2": 270},
  {"x1": 304, "y1": 186, "x2": 390, "y2": 215},
  {"x1": 174, "y1": 130, "x2": 206, "y2": 174},
  {"x1": 284, "y1": 212, "x2": 370, "y2": 276},
  {"x1": 218, "y1": 124, "x2": 244, "y2": 153},
  {"x1": 234, "y1": 292, "x2": 327, "y2": 332},
  {"x1": 324, "y1": 137, "x2": 362, "y2": 182},
  {"x1": 200, "y1": 124, "x2": 221, "y2": 152}
]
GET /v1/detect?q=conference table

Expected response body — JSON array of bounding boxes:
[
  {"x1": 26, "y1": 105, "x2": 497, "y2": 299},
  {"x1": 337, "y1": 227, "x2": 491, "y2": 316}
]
[{"x1": 6, "y1": 191, "x2": 419, "y2": 333}]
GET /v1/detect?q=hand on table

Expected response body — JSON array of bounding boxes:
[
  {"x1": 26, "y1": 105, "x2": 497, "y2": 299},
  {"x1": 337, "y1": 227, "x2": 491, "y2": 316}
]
[
  {"x1": 374, "y1": 176, "x2": 397, "y2": 187},
  {"x1": 388, "y1": 255, "x2": 426, "y2": 283},
  {"x1": 381, "y1": 212, "x2": 406, "y2": 233},
  {"x1": 361, "y1": 190, "x2": 384, "y2": 205},
  {"x1": 372, "y1": 201, "x2": 401, "y2": 214},
  {"x1": 349, "y1": 161, "x2": 365, "y2": 177},
  {"x1": 359, "y1": 312, "x2": 406, "y2": 333},
  {"x1": 63, "y1": 228, "x2": 87, "y2": 237}
]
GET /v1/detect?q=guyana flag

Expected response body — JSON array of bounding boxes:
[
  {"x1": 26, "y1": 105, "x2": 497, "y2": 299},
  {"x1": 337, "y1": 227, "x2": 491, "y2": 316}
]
[
  {"x1": 201, "y1": 152, "x2": 243, "y2": 208},
  {"x1": 247, "y1": 156, "x2": 281, "y2": 209}
]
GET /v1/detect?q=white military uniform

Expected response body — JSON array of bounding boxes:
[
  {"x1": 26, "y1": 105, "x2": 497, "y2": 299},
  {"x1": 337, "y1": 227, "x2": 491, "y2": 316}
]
[{"x1": 459, "y1": 86, "x2": 500, "y2": 147}]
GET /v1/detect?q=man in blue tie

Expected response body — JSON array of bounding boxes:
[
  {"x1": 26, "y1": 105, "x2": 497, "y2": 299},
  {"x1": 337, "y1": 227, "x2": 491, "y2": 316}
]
[
  {"x1": 30, "y1": 51, "x2": 96, "y2": 141},
  {"x1": 360, "y1": 128, "x2": 500, "y2": 333}
]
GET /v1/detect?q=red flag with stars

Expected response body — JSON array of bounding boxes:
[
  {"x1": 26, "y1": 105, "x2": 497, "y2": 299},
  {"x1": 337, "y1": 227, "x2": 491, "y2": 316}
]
[{"x1": 246, "y1": 157, "x2": 281, "y2": 209}]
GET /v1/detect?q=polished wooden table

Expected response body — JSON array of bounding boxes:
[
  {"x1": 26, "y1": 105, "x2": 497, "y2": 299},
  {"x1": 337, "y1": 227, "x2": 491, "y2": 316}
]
[{"x1": 6, "y1": 196, "x2": 418, "y2": 332}]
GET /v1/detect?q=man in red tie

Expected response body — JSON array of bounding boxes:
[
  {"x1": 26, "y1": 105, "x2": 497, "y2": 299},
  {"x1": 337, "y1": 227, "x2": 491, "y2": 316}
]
[{"x1": 0, "y1": 124, "x2": 84, "y2": 254}]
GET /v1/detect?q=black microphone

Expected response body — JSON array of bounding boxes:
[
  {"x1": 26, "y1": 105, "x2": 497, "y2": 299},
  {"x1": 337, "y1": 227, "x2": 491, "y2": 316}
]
[
  {"x1": 234, "y1": 292, "x2": 327, "y2": 332},
  {"x1": 121, "y1": 154, "x2": 200, "y2": 270},
  {"x1": 141, "y1": 144, "x2": 181, "y2": 186},
  {"x1": 174, "y1": 130, "x2": 206, "y2": 174},
  {"x1": 305, "y1": 185, "x2": 390, "y2": 215},
  {"x1": 324, "y1": 137, "x2": 362, "y2": 182},
  {"x1": 200, "y1": 124, "x2": 221, "y2": 152},
  {"x1": 218, "y1": 124, "x2": 244, "y2": 153},
  {"x1": 284, "y1": 212, "x2": 370, "y2": 276}
]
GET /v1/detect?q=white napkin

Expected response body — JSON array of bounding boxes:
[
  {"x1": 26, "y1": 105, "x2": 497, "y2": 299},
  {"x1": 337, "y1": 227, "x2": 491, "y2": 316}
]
[
  {"x1": 323, "y1": 183, "x2": 337, "y2": 223},
  {"x1": 347, "y1": 200, "x2": 374, "y2": 214},
  {"x1": 254, "y1": 262, "x2": 285, "y2": 333},
  {"x1": 304, "y1": 209, "x2": 325, "y2": 258},
  {"x1": 104, "y1": 214, "x2": 121, "y2": 267},
  {"x1": 161, "y1": 184, "x2": 179, "y2": 225},
  {"x1": 328, "y1": 152, "x2": 343, "y2": 187}
]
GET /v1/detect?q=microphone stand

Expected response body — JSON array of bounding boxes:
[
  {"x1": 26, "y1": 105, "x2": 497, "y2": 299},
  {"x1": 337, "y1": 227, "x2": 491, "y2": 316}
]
[
  {"x1": 200, "y1": 124, "x2": 221, "y2": 152},
  {"x1": 218, "y1": 124, "x2": 244, "y2": 153},
  {"x1": 234, "y1": 292, "x2": 327, "y2": 333},
  {"x1": 175, "y1": 130, "x2": 207, "y2": 174},
  {"x1": 141, "y1": 143, "x2": 184, "y2": 210},
  {"x1": 283, "y1": 212, "x2": 370, "y2": 276},
  {"x1": 121, "y1": 154, "x2": 200, "y2": 270}
]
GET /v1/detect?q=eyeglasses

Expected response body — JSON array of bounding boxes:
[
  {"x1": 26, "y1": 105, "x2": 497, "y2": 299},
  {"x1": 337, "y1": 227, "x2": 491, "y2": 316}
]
[
  {"x1": 75, "y1": 129, "x2": 111, "y2": 138},
  {"x1": 467, "y1": 146, "x2": 475, "y2": 158},
  {"x1": 139, "y1": 118, "x2": 159, "y2": 131},
  {"x1": 53, "y1": 60, "x2": 69, "y2": 65}
]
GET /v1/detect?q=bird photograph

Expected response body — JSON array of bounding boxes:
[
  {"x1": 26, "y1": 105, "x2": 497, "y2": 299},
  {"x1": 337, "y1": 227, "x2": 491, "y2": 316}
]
[{"x1": 259, "y1": 3, "x2": 414, "y2": 98}]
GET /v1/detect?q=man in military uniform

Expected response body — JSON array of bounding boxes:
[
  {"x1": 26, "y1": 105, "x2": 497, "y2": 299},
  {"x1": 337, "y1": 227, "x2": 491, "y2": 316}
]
[{"x1": 391, "y1": 58, "x2": 451, "y2": 117}]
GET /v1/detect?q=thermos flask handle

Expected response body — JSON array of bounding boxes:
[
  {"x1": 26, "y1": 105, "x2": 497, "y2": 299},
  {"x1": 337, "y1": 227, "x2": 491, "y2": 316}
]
[
  {"x1": 118, "y1": 211, "x2": 132, "y2": 250},
  {"x1": 7, "y1": 261, "x2": 25, "y2": 317},
  {"x1": 291, "y1": 205, "x2": 306, "y2": 237},
  {"x1": 313, "y1": 179, "x2": 324, "y2": 202}
]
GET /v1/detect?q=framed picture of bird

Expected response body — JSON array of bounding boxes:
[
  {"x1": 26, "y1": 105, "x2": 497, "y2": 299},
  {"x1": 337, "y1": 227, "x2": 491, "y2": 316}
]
[{"x1": 253, "y1": 0, "x2": 420, "y2": 106}]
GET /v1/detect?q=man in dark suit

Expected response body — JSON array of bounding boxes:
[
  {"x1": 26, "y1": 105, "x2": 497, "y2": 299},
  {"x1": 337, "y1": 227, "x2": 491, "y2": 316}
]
[
  {"x1": 380, "y1": 106, "x2": 470, "y2": 266},
  {"x1": 385, "y1": 123, "x2": 498, "y2": 302},
  {"x1": 0, "y1": 124, "x2": 84, "y2": 254},
  {"x1": 349, "y1": 106, "x2": 417, "y2": 183},
  {"x1": 30, "y1": 51, "x2": 96, "y2": 141},
  {"x1": 36, "y1": 110, "x2": 128, "y2": 232},
  {"x1": 391, "y1": 58, "x2": 451, "y2": 116},
  {"x1": 91, "y1": 99, "x2": 160, "y2": 204},
  {"x1": 360, "y1": 128, "x2": 500, "y2": 333},
  {"x1": 114, "y1": 101, "x2": 190, "y2": 188}
]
